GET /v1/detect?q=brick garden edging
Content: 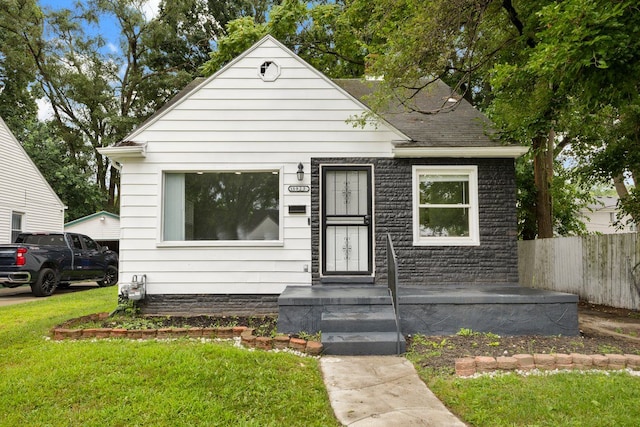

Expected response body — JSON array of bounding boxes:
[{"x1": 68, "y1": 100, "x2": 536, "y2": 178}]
[
  {"x1": 51, "y1": 312, "x2": 323, "y2": 356},
  {"x1": 455, "y1": 353, "x2": 640, "y2": 376}
]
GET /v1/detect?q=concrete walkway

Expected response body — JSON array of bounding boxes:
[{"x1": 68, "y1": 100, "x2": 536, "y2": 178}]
[{"x1": 320, "y1": 356, "x2": 466, "y2": 426}]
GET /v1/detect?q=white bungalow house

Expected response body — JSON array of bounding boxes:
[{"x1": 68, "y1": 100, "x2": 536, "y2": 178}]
[
  {"x1": 100, "y1": 36, "x2": 578, "y2": 345},
  {"x1": 581, "y1": 196, "x2": 636, "y2": 234},
  {"x1": 0, "y1": 116, "x2": 65, "y2": 243}
]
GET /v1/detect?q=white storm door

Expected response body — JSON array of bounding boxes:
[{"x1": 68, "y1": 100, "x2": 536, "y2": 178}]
[{"x1": 322, "y1": 166, "x2": 373, "y2": 275}]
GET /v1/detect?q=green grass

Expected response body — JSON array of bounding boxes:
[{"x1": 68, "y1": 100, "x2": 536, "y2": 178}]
[
  {"x1": 419, "y1": 368, "x2": 640, "y2": 427},
  {"x1": 0, "y1": 288, "x2": 339, "y2": 427}
]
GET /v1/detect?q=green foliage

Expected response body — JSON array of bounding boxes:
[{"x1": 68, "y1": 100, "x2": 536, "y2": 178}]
[
  {"x1": 516, "y1": 152, "x2": 592, "y2": 239},
  {"x1": 20, "y1": 120, "x2": 106, "y2": 221},
  {"x1": 1, "y1": 0, "x2": 277, "y2": 217},
  {"x1": 0, "y1": 0, "x2": 41, "y2": 133},
  {"x1": 201, "y1": 0, "x2": 364, "y2": 78},
  {"x1": 345, "y1": 0, "x2": 640, "y2": 234},
  {"x1": 296, "y1": 330, "x2": 321, "y2": 342},
  {"x1": 201, "y1": 16, "x2": 269, "y2": 76}
]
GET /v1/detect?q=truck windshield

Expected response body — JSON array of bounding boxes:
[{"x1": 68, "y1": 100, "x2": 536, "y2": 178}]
[{"x1": 16, "y1": 235, "x2": 66, "y2": 246}]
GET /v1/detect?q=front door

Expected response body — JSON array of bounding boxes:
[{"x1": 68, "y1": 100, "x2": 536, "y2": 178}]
[{"x1": 322, "y1": 166, "x2": 373, "y2": 275}]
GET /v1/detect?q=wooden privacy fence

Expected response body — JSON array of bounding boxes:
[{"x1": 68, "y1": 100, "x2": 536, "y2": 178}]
[{"x1": 518, "y1": 233, "x2": 640, "y2": 310}]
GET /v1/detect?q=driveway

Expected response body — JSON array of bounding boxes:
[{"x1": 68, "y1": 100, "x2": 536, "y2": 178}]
[{"x1": 0, "y1": 282, "x2": 100, "y2": 307}]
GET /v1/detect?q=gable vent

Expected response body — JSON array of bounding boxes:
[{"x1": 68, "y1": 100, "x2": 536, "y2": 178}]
[{"x1": 259, "y1": 61, "x2": 280, "y2": 81}]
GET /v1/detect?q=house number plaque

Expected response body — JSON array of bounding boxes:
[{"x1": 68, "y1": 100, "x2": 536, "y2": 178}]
[{"x1": 288, "y1": 185, "x2": 310, "y2": 193}]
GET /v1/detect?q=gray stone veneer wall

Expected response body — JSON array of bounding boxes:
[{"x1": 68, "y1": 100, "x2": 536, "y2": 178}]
[
  {"x1": 311, "y1": 158, "x2": 519, "y2": 286},
  {"x1": 140, "y1": 294, "x2": 279, "y2": 316}
]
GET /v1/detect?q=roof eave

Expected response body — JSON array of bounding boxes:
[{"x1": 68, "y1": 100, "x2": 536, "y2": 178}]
[
  {"x1": 392, "y1": 145, "x2": 529, "y2": 158},
  {"x1": 97, "y1": 143, "x2": 147, "y2": 161}
]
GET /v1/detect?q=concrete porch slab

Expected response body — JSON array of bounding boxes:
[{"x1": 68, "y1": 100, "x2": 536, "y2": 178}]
[{"x1": 277, "y1": 284, "x2": 579, "y2": 337}]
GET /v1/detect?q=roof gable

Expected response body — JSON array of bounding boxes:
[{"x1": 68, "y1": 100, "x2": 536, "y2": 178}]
[
  {"x1": 121, "y1": 35, "x2": 407, "y2": 144},
  {"x1": 64, "y1": 210, "x2": 119, "y2": 227},
  {"x1": 0, "y1": 116, "x2": 64, "y2": 208}
]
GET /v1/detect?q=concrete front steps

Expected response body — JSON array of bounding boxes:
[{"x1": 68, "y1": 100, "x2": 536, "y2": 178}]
[
  {"x1": 277, "y1": 285, "x2": 406, "y2": 355},
  {"x1": 320, "y1": 303, "x2": 405, "y2": 356}
]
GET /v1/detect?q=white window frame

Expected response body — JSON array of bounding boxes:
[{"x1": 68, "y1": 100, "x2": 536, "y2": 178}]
[
  {"x1": 159, "y1": 167, "x2": 284, "y2": 247},
  {"x1": 412, "y1": 165, "x2": 480, "y2": 246},
  {"x1": 11, "y1": 212, "x2": 24, "y2": 243}
]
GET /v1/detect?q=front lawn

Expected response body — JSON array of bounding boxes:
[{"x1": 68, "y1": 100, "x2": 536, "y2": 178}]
[
  {"x1": 424, "y1": 370, "x2": 640, "y2": 426},
  {"x1": 0, "y1": 287, "x2": 339, "y2": 427}
]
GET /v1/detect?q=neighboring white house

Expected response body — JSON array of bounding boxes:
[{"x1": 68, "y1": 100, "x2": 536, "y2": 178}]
[
  {"x1": 99, "y1": 36, "x2": 527, "y2": 314},
  {"x1": 64, "y1": 211, "x2": 120, "y2": 252},
  {"x1": 0, "y1": 116, "x2": 65, "y2": 243},
  {"x1": 581, "y1": 196, "x2": 636, "y2": 234}
]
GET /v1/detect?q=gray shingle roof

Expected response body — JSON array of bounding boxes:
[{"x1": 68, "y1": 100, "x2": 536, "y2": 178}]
[
  {"x1": 120, "y1": 76, "x2": 515, "y2": 150},
  {"x1": 333, "y1": 79, "x2": 506, "y2": 148}
]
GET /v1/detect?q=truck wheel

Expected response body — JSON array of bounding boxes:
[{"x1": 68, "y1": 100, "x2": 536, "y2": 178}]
[
  {"x1": 30, "y1": 268, "x2": 58, "y2": 297},
  {"x1": 97, "y1": 265, "x2": 118, "y2": 287}
]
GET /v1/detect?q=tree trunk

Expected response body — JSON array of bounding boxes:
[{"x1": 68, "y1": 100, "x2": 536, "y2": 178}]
[
  {"x1": 613, "y1": 174, "x2": 640, "y2": 226},
  {"x1": 533, "y1": 129, "x2": 554, "y2": 238},
  {"x1": 108, "y1": 165, "x2": 119, "y2": 212}
]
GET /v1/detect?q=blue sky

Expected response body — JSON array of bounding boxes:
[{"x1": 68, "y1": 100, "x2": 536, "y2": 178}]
[{"x1": 38, "y1": 0, "x2": 160, "y2": 50}]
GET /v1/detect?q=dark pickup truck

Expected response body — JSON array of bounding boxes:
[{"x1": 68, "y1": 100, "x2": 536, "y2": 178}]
[{"x1": 0, "y1": 232, "x2": 118, "y2": 297}]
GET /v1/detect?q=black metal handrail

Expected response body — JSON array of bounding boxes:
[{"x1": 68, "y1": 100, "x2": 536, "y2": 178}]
[{"x1": 386, "y1": 233, "x2": 402, "y2": 355}]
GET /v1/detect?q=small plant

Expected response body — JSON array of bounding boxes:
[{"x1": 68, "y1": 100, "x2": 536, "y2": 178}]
[
  {"x1": 598, "y1": 344, "x2": 623, "y2": 354},
  {"x1": 482, "y1": 332, "x2": 501, "y2": 347},
  {"x1": 456, "y1": 328, "x2": 477, "y2": 337},
  {"x1": 111, "y1": 298, "x2": 140, "y2": 317},
  {"x1": 254, "y1": 322, "x2": 277, "y2": 338},
  {"x1": 212, "y1": 316, "x2": 239, "y2": 328},
  {"x1": 297, "y1": 331, "x2": 321, "y2": 342}
]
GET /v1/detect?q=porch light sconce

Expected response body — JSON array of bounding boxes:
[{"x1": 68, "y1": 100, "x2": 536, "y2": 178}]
[{"x1": 297, "y1": 163, "x2": 304, "y2": 181}]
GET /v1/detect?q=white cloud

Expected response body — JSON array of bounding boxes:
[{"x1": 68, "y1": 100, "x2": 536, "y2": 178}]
[
  {"x1": 142, "y1": 0, "x2": 161, "y2": 20},
  {"x1": 107, "y1": 42, "x2": 119, "y2": 53},
  {"x1": 37, "y1": 97, "x2": 54, "y2": 121}
]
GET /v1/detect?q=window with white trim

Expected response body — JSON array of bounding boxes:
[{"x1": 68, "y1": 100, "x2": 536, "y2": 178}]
[
  {"x1": 11, "y1": 212, "x2": 23, "y2": 243},
  {"x1": 163, "y1": 171, "x2": 280, "y2": 242},
  {"x1": 412, "y1": 166, "x2": 479, "y2": 246}
]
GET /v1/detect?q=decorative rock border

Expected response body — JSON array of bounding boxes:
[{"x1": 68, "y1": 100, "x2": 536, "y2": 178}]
[
  {"x1": 456, "y1": 353, "x2": 640, "y2": 376},
  {"x1": 51, "y1": 313, "x2": 323, "y2": 356}
]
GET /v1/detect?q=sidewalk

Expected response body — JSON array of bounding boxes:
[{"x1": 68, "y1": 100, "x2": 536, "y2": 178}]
[{"x1": 319, "y1": 356, "x2": 466, "y2": 426}]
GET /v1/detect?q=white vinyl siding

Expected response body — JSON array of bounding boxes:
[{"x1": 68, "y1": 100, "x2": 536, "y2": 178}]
[
  {"x1": 114, "y1": 38, "x2": 405, "y2": 295},
  {"x1": 0, "y1": 117, "x2": 64, "y2": 243}
]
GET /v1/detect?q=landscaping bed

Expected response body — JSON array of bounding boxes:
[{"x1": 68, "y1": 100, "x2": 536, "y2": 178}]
[
  {"x1": 408, "y1": 301, "x2": 640, "y2": 375},
  {"x1": 52, "y1": 300, "x2": 640, "y2": 374},
  {"x1": 52, "y1": 313, "x2": 323, "y2": 355}
]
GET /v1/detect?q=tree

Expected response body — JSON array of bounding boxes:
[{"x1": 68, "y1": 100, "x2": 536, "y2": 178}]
[
  {"x1": 20, "y1": 120, "x2": 105, "y2": 221},
  {"x1": 201, "y1": 0, "x2": 365, "y2": 78},
  {"x1": 343, "y1": 0, "x2": 640, "y2": 238},
  {"x1": 1, "y1": 0, "x2": 274, "y2": 218},
  {"x1": 526, "y1": 0, "x2": 640, "y2": 225},
  {"x1": 0, "y1": 0, "x2": 41, "y2": 136}
]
